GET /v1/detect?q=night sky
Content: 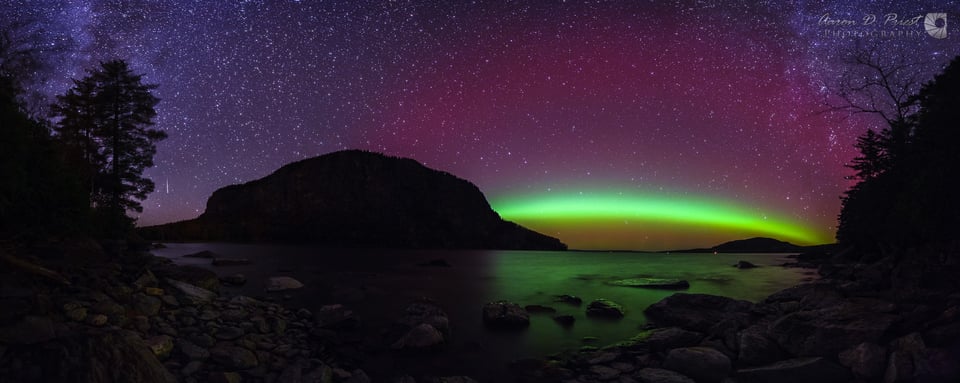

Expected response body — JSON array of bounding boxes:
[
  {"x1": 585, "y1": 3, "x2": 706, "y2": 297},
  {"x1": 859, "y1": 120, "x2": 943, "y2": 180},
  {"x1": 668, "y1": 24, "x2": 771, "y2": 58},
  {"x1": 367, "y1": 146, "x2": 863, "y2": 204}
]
[{"x1": 5, "y1": 1, "x2": 958, "y2": 250}]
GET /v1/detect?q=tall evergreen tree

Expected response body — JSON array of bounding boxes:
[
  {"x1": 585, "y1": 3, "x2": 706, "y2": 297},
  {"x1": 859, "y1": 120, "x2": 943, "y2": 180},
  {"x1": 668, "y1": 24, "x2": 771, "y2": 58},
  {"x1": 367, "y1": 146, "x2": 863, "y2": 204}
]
[{"x1": 52, "y1": 60, "x2": 166, "y2": 236}]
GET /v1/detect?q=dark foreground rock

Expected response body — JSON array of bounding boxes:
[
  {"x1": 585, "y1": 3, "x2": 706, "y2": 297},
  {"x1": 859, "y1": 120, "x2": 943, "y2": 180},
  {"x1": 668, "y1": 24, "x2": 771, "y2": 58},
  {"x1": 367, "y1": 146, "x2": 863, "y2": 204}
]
[{"x1": 482, "y1": 301, "x2": 530, "y2": 330}]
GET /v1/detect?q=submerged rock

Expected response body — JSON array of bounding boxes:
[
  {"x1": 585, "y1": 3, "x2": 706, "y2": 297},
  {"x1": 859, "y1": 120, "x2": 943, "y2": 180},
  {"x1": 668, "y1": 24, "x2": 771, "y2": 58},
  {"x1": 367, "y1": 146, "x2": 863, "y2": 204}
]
[
  {"x1": 585, "y1": 299, "x2": 625, "y2": 319},
  {"x1": 608, "y1": 278, "x2": 690, "y2": 290},
  {"x1": 735, "y1": 260, "x2": 759, "y2": 269},
  {"x1": 553, "y1": 315, "x2": 576, "y2": 327},
  {"x1": 555, "y1": 294, "x2": 583, "y2": 306},
  {"x1": 482, "y1": 301, "x2": 530, "y2": 329},
  {"x1": 391, "y1": 323, "x2": 445, "y2": 350}
]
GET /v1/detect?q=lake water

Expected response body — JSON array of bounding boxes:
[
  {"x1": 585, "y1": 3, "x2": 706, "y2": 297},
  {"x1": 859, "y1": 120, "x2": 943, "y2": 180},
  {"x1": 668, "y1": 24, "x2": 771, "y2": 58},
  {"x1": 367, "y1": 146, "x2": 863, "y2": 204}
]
[{"x1": 152, "y1": 244, "x2": 812, "y2": 381}]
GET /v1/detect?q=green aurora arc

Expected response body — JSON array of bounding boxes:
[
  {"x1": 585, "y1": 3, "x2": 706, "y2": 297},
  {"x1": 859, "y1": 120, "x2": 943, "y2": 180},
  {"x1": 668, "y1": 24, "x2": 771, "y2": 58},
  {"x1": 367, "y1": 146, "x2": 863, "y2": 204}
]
[{"x1": 490, "y1": 191, "x2": 831, "y2": 249}]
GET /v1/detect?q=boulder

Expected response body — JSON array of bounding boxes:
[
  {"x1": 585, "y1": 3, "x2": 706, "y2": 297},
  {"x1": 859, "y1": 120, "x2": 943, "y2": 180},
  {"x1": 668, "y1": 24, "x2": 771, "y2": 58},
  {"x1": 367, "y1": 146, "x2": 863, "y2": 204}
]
[
  {"x1": 662, "y1": 346, "x2": 731, "y2": 383},
  {"x1": 144, "y1": 335, "x2": 174, "y2": 360},
  {"x1": 586, "y1": 299, "x2": 625, "y2": 319},
  {"x1": 838, "y1": 342, "x2": 886, "y2": 379},
  {"x1": 265, "y1": 276, "x2": 304, "y2": 292},
  {"x1": 736, "y1": 357, "x2": 852, "y2": 383},
  {"x1": 482, "y1": 301, "x2": 530, "y2": 329},
  {"x1": 165, "y1": 278, "x2": 217, "y2": 304},
  {"x1": 633, "y1": 368, "x2": 696, "y2": 383},
  {"x1": 608, "y1": 278, "x2": 690, "y2": 290},
  {"x1": 153, "y1": 264, "x2": 220, "y2": 292},
  {"x1": 391, "y1": 323, "x2": 445, "y2": 350},
  {"x1": 643, "y1": 294, "x2": 753, "y2": 332},
  {"x1": 737, "y1": 324, "x2": 785, "y2": 367},
  {"x1": 767, "y1": 300, "x2": 899, "y2": 357}
]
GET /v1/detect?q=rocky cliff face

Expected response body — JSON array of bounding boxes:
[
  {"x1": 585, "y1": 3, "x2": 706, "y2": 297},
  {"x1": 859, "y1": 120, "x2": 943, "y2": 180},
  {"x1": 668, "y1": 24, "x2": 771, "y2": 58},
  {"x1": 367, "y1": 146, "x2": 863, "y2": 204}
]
[{"x1": 141, "y1": 150, "x2": 566, "y2": 250}]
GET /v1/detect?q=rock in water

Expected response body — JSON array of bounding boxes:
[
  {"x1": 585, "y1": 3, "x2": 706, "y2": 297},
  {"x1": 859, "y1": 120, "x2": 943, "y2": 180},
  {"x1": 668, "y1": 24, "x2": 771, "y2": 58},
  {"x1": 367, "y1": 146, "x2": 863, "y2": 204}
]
[
  {"x1": 524, "y1": 305, "x2": 557, "y2": 314},
  {"x1": 608, "y1": 278, "x2": 690, "y2": 289},
  {"x1": 735, "y1": 260, "x2": 758, "y2": 269},
  {"x1": 138, "y1": 150, "x2": 566, "y2": 250},
  {"x1": 662, "y1": 347, "x2": 732, "y2": 383},
  {"x1": 482, "y1": 301, "x2": 530, "y2": 329},
  {"x1": 555, "y1": 294, "x2": 583, "y2": 306},
  {"x1": 391, "y1": 323, "x2": 445, "y2": 350},
  {"x1": 265, "y1": 276, "x2": 304, "y2": 291},
  {"x1": 586, "y1": 299, "x2": 625, "y2": 319}
]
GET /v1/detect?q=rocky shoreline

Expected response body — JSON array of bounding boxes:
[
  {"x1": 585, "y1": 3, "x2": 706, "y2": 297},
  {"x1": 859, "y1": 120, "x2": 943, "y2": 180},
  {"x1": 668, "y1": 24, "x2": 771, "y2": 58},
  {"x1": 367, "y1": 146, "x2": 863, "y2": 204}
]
[
  {"x1": 2, "y1": 241, "x2": 958, "y2": 383},
  {"x1": 510, "y1": 247, "x2": 960, "y2": 383},
  {"x1": 0, "y1": 240, "x2": 476, "y2": 383}
]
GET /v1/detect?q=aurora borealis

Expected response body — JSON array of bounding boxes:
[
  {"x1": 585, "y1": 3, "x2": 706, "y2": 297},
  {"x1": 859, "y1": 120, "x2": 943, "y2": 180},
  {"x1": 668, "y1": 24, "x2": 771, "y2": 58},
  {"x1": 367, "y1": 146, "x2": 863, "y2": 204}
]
[{"x1": 6, "y1": 1, "x2": 959, "y2": 250}]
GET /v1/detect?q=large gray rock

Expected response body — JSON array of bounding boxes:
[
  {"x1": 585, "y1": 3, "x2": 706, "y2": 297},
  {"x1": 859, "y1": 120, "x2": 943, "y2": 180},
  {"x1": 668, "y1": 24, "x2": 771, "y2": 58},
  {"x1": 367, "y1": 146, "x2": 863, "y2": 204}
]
[
  {"x1": 165, "y1": 278, "x2": 217, "y2": 304},
  {"x1": 736, "y1": 357, "x2": 851, "y2": 383},
  {"x1": 391, "y1": 323, "x2": 445, "y2": 350},
  {"x1": 634, "y1": 368, "x2": 696, "y2": 383},
  {"x1": 644, "y1": 294, "x2": 753, "y2": 332},
  {"x1": 586, "y1": 299, "x2": 625, "y2": 319},
  {"x1": 768, "y1": 300, "x2": 898, "y2": 357},
  {"x1": 482, "y1": 301, "x2": 530, "y2": 329},
  {"x1": 662, "y1": 346, "x2": 731, "y2": 383},
  {"x1": 153, "y1": 264, "x2": 220, "y2": 292}
]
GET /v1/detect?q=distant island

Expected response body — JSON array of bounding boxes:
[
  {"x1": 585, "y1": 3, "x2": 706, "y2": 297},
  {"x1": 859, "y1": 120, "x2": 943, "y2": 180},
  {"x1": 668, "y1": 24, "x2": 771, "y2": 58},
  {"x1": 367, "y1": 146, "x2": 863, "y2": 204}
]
[
  {"x1": 139, "y1": 150, "x2": 567, "y2": 250},
  {"x1": 667, "y1": 237, "x2": 828, "y2": 253}
]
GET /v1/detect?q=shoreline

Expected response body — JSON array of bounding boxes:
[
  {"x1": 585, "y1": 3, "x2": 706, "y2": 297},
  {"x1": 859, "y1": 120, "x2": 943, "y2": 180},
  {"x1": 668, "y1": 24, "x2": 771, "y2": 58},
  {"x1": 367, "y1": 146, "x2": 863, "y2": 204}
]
[{"x1": 1, "y1": 240, "x2": 956, "y2": 382}]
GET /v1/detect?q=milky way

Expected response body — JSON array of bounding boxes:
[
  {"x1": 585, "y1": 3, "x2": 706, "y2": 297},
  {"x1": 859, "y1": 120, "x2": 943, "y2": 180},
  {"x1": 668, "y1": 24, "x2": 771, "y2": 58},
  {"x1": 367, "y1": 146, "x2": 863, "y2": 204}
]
[{"x1": 4, "y1": 0, "x2": 958, "y2": 249}]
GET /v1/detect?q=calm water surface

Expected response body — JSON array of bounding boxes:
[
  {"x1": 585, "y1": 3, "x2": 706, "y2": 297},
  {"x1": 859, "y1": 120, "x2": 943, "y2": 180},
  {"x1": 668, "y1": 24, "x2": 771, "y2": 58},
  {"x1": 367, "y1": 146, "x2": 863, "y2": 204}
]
[{"x1": 153, "y1": 244, "x2": 811, "y2": 381}]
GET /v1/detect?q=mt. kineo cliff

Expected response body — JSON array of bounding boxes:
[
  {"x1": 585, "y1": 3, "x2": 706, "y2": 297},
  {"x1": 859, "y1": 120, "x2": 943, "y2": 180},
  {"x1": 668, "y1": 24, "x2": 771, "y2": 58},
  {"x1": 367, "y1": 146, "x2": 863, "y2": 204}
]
[{"x1": 140, "y1": 150, "x2": 566, "y2": 250}]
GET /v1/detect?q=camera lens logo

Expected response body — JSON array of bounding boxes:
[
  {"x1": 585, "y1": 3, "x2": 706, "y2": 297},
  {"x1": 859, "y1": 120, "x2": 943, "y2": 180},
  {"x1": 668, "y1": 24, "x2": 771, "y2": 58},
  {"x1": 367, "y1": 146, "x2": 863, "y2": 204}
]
[{"x1": 925, "y1": 13, "x2": 947, "y2": 39}]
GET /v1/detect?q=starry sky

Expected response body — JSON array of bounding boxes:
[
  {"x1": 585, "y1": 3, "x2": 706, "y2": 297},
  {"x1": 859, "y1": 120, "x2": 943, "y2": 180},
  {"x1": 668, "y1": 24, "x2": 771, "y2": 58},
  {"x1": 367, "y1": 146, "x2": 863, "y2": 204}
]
[{"x1": 5, "y1": 0, "x2": 959, "y2": 250}]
